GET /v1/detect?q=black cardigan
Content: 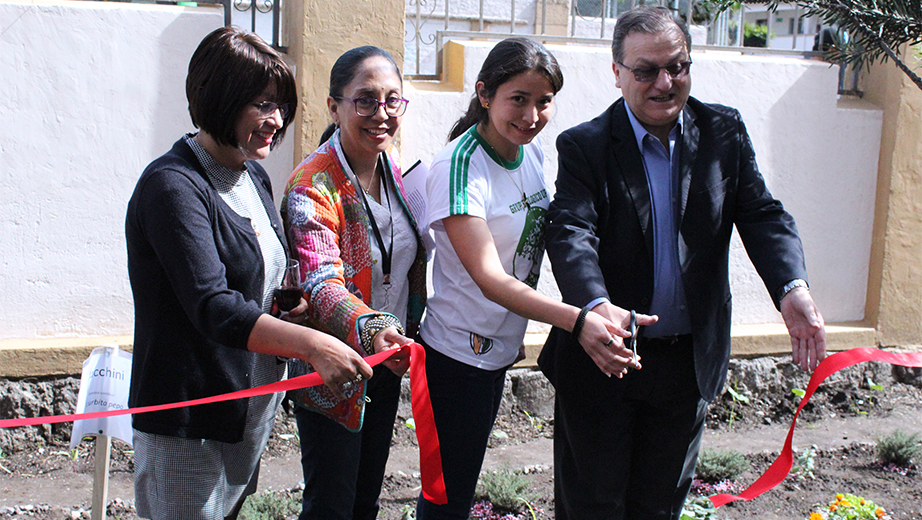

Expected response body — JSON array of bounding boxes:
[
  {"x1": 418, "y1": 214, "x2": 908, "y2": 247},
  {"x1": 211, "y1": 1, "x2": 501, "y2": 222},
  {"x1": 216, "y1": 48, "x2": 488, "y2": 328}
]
[{"x1": 125, "y1": 137, "x2": 288, "y2": 442}]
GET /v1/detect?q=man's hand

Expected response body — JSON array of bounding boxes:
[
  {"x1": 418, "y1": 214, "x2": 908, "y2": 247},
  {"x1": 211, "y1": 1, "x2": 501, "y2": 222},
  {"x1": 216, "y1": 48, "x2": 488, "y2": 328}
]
[
  {"x1": 780, "y1": 287, "x2": 826, "y2": 371},
  {"x1": 577, "y1": 301, "x2": 657, "y2": 378}
]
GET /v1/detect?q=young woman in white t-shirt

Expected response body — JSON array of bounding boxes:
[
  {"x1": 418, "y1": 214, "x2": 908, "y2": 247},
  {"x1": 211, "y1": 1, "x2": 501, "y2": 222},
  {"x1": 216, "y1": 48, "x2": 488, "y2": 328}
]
[{"x1": 416, "y1": 37, "x2": 655, "y2": 520}]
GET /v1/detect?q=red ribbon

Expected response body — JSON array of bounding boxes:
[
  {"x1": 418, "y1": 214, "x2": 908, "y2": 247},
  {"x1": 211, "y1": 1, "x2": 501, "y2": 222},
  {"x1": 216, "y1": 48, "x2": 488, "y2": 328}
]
[
  {"x1": 408, "y1": 341, "x2": 448, "y2": 504},
  {"x1": 710, "y1": 347, "x2": 922, "y2": 508},
  {"x1": 0, "y1": 342, "x2": 448, "y2": 505}
]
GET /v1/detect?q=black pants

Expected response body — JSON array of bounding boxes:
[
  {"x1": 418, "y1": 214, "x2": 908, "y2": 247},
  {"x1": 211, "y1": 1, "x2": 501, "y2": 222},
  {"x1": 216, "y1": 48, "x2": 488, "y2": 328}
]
[
  {"x1": 415, "y1": 343, "x2": 508, "y2": 520},
  {"x1": 554, "y1": 335, "x2": 708, "y2": 520},
  {"x1": 296, "y1": 366, "x2": 401, "y2": 520}
]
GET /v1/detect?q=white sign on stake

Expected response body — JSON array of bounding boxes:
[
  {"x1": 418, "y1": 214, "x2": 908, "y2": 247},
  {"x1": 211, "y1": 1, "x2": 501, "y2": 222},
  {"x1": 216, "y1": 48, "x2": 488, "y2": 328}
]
[{"x1": 70, "y1": 344, "x2": 133, "y2": 450}]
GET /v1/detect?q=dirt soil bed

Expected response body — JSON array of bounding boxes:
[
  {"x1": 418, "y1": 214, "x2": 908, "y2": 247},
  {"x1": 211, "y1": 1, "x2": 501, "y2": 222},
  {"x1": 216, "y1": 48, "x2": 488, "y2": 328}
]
[{"x1": 1, "y1": 367, "x2": 920, "y2": 519}]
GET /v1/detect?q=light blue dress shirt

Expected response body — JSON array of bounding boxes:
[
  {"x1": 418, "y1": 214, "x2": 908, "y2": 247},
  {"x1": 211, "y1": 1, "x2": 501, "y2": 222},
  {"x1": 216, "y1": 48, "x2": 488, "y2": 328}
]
[{"x1": 586, "y1": 105, "x2": 692, "y2": 337}]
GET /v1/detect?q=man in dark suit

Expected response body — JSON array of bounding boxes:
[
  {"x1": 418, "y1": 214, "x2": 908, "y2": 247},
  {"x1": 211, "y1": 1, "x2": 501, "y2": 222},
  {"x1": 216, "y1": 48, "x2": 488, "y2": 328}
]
[{"x1": 538, "y1": 6, "x2": 827, "y2": 520}]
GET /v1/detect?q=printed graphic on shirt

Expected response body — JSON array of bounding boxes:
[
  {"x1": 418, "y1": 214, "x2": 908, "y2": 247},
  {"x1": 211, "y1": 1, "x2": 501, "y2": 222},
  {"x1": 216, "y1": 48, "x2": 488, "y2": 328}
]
[
  {"x1": 509, "y1": 188, "x2": 548, "y2": 214},
  {"x1": 513, "y1": 199, "x2": 547, "y2": 289},
  {"x1": 470, "y1": 332, "x2": 494, "y2": 356}
]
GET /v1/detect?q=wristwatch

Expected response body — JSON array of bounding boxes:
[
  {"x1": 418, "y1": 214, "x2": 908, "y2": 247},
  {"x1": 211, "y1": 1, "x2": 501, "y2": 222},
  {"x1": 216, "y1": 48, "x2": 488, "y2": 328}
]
[{"x1": 778, "y1": 278, "x2": 808, "y2": 303}]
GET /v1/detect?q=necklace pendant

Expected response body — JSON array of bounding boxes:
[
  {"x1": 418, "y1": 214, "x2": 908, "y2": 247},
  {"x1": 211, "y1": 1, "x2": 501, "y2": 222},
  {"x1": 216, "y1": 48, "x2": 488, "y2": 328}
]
[
  {"x1": 383, "y1": 274, "x2": 391, "y2": 285},
  {"x1": 522, "y1": 193, "x2": 530, "y2": 210}
]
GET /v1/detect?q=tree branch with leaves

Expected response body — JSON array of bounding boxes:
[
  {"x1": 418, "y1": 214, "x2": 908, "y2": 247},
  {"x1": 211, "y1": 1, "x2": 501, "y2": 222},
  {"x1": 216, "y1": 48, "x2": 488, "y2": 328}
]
[{"x1": 711, "y1": 0, "x2": 922, "y2": 90}]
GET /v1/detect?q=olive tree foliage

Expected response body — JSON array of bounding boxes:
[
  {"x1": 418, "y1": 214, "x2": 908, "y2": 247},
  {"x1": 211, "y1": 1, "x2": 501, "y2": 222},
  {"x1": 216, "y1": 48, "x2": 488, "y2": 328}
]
[{"x1": 712, "y1": 0, "x2": 922, "y2": 90}]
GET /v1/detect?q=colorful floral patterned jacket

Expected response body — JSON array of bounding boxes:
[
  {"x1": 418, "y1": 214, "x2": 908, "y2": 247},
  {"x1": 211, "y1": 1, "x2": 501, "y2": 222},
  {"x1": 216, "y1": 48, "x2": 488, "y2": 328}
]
[{"x1": 281, "y1": 131, "x2": 427, "y2": 355}]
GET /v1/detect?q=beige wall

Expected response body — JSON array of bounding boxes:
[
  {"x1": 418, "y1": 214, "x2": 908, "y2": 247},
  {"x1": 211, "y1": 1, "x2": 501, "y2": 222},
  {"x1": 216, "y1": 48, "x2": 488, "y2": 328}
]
[
  {"x1": 288, "y1": 0, "x2": 406, "y2": 163},
  {"x1": 863, "y1": 45, "x2": 922, "y2": 348}
]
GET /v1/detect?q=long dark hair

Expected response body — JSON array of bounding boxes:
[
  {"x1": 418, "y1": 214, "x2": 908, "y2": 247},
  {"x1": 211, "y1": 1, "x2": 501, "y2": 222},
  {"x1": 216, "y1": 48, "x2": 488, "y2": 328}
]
[
  {"x1": 448, "y1": 37, "x2": 564, "y2": 142},
  {"x1": 320, "y1": 46, "x2": 402, "y2": 144}
]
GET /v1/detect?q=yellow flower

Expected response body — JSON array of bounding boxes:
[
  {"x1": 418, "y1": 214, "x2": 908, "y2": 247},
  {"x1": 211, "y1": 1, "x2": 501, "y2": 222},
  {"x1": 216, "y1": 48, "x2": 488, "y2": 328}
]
[
  {"x1": 810, "y1": 513, "x2": 824, "y2": 520},
  {"x1": 836, "y1": 494, "x2": 844, "y2": 500}
]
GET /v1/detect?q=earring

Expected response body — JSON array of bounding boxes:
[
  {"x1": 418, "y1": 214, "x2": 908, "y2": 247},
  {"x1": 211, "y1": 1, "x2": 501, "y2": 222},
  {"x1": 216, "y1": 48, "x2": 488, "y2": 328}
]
[{"x1": 482, "y1": 102, "x2": 490, "y2": 109}]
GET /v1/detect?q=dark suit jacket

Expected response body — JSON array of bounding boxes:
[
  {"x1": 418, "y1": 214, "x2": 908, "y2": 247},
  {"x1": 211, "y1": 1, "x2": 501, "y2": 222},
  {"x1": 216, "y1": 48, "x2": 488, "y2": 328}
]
[{"x1": 539, "y1": 97, "x2": 807, "y2": 402}]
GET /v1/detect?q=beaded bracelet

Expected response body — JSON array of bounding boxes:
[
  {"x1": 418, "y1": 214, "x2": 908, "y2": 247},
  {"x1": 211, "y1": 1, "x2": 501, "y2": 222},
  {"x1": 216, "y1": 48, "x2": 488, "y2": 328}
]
[
  {"x1": 571, "y1": 305, "x2": 591, "y2": 341},
  {"x1": 360, "y1": 314, "x2": 404, "y2": 356}
]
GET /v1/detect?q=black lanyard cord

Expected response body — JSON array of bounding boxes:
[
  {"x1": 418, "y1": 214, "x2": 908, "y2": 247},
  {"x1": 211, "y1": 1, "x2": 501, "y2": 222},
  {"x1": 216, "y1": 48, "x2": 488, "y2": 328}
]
[{"x1": 356, "y1": 154, "x2": 394, "y2": 285}]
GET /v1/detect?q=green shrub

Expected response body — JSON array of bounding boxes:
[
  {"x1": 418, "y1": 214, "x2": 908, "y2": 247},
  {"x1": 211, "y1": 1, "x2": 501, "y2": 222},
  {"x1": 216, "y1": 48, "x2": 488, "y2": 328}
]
[
  {"x1": 877, "y1": 429, "x2": 922, "y2": 467},
  {"x1": 476, "y1": 467, "x2": 536, "y2": 512},
  {"x1": 681, "y1": 496, "x2": 719, "y2": 520},
  {"x1": 239, "y1": 490, "x2": 300, "y2": 520},
  {"x1": 695, "y1": 448, "x2": 749, "y2": 483}
]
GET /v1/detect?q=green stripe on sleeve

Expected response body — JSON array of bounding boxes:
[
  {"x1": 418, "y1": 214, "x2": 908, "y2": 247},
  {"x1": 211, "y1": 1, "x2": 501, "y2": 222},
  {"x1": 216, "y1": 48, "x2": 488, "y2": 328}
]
[{"x1": 449, "y1": 129, "x2": 479, "y2": 215}]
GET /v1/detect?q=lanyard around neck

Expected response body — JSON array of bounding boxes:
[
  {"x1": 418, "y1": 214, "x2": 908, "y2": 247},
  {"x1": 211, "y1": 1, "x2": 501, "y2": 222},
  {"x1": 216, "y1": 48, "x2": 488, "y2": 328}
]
[{"x1": 355, "y1": 154, "x2": 394, "y2": 285}]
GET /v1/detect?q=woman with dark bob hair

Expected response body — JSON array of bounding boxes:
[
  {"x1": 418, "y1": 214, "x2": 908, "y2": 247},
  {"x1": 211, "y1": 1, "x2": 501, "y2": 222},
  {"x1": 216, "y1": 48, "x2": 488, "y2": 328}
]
[
  {"x1": 125, "y1": 27, "x2": 372, "y2": 520},
  {"x1": 281, "y1": 45, "x2": 426, "y2": 520}
]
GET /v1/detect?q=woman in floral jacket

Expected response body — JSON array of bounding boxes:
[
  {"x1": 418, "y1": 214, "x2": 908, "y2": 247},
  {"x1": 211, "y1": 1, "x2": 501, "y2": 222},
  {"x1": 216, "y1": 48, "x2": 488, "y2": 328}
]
[{"x1": 281, "y1": 45, "x2": 426, "y2": 520}]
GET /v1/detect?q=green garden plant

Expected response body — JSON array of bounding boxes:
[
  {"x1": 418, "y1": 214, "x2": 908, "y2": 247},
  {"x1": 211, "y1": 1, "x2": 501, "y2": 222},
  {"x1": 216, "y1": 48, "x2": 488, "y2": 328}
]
[
  {"x1": 791, "y1": 445, "x2": 817, "y2": 480},
  {"x1": 809, "y1": 493, "x2": 889, "y2": 519},
  {"x1": 681, "y1": 495, "x2": 719, "y2": 519},
  {"x1": 239, "y1": 490, "x2": 300, "y2": 520},
  {"x1": 695, "y1": 448, "x2": 749, "y2": 483},
  {"x1": 476, "y1": 467, "x2": 537, "y2": 513},
  {"x1": 876, "y1": 429, "x2": 922, "y2": 468},
  {"x1": 399, "y1": 504, "x2": 416, "y2": 520}
]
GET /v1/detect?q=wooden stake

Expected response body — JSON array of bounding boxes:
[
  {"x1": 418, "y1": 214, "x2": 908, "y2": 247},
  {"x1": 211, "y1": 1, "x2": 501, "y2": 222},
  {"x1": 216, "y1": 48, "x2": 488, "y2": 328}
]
[{"x1": 91, "y1": 435, "x2": 111, "y2": 520}]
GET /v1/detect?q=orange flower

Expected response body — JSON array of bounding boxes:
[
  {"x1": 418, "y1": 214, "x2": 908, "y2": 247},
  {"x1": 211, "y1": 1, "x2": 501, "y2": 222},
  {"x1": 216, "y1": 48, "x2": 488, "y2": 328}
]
[
  {"x1": 860, "y1": 498, "x2": 866, "y2": 505},
  {"x1": 829, "y1": 504, "x2": 838, "y2": 512},
  {"x1": 809, "y1": 513, "x2": 823, "y2": 520},
  {"x1": 836, "y1": 494, "x2": 844, "y2": 500},
  {"x1": 877, "y1": 508, "x2": 886, "y2": 518}
]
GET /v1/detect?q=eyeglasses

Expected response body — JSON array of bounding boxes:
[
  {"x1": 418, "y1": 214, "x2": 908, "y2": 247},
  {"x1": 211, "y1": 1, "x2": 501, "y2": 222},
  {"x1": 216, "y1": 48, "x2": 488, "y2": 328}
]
[
  {"x1": 251, "y1": 101, "x2": 291, "y2": 120},
  {"x1": 336, "y1": 96, "x2": 409, "y2": 117},
  {"x1": 617, "y1": 60, "x2": 692, "y2": 83}
]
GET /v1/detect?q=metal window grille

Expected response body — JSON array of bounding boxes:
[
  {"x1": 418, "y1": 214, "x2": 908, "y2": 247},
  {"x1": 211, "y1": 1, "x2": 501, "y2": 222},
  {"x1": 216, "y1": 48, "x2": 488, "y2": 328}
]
[{"x1": 404, "y1": 0, "x2": 858, "y2": 94}]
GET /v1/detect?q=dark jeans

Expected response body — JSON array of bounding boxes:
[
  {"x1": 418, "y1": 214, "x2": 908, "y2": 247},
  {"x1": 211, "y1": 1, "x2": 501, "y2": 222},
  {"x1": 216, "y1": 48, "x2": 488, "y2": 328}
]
[
  {"x1": 554, "y1": 335, "x2": 708, "y2": 520},
  {"x1": 415, "y1": 342, "x2": 508, "y2": 520},
  {"x1": 296, "y1": 366, "x2": 401, "y2": 520}
]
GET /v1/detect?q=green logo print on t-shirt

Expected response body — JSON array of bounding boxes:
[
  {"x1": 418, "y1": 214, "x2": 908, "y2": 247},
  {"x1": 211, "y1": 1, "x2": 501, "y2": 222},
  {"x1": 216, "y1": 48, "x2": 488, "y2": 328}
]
[{"x1": 513, "y1": 204, "x2": 547, "y2": 289}]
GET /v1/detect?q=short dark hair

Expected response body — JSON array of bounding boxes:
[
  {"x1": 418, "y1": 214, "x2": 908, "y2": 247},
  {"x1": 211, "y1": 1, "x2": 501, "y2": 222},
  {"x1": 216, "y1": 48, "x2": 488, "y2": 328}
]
[
  {"x1": 329, "y1": 46, "x2": 402, "y2": 99},
  {"x1": 611, "y1": 6, "x2": 692, "y2": 64},
  {"x1": 449, "y1": 37, "x2": 564, "y2": 142},
  {"x1": 186, "y1": 26, "x2": 297, "y2": 150}
]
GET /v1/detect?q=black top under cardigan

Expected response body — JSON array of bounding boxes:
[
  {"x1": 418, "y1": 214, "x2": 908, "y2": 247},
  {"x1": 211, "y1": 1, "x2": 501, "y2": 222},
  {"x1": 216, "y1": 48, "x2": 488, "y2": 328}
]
[{"x1": 125, "y1": 137, "x2": 288, "y2": 443}]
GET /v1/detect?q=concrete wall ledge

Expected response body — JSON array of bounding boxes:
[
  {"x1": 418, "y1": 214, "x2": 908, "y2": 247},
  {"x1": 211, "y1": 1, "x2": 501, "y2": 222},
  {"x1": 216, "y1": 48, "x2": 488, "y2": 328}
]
[
  {"x1": 520, "y1": 322, "x2": 879, "y2": 367},
  {"x1": 0, "y1": 323, "x2": 880, "y2": 378},
  {"x1": 0, "y1": 336, "x2": 133, "y2": 379}
]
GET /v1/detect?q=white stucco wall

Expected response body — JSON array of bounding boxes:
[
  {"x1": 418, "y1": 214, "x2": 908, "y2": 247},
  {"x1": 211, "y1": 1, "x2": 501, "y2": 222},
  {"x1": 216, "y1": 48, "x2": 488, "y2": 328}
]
[
  {"x1": 0, "y1": 0, "x2": 294, "y2": 341},
  {"x1": 402, "y1": 40, "x2": 882, "y2": 329},
  {"x1": 0, "y1": 6, "x2": 882, "y2": 342}
]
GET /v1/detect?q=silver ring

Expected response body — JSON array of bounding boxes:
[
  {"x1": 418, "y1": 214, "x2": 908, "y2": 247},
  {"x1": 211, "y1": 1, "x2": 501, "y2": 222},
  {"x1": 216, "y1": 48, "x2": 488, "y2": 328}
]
[
  {"x1": 604, "y1": 337, "x2": 614, "y2": 347},
  {"x1": 341, "y1": 381, "x2": 354, "y2": 392},
  {"x1": 355, "y1": 373, "x2": 364, "y2": 382}
]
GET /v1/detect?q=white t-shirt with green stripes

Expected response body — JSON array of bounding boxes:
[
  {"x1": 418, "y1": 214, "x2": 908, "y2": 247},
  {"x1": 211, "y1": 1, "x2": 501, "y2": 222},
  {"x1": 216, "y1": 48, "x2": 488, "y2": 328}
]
[{"x1": 420, "y1": 125, "x2": 549, "y2": 370}]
